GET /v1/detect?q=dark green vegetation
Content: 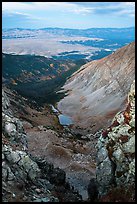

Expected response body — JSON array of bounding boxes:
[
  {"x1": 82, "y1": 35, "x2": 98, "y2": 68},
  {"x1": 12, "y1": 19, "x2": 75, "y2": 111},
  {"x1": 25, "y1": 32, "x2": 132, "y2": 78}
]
[
  {"x1": 2, "y1": 53, "x2": 87, "y2": 106},
  {"x1": 52, "y1": 50, "x2": 112, "y2": 61},
  {"x1": 2, "y1": 53, "x2": 79, "y2": 78}
]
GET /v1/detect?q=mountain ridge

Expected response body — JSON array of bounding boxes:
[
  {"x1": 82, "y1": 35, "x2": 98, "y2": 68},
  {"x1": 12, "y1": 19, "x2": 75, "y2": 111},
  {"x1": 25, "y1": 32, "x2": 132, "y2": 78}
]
[{"x1": 57, "y1": 41, "x2": 135, "y2": 134}]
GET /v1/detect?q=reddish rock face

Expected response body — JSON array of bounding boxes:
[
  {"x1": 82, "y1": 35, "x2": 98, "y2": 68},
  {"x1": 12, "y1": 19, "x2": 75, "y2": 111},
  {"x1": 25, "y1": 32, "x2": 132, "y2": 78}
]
[{"x1": 57, "y1": 42, "x2": 135, "y2": 133}]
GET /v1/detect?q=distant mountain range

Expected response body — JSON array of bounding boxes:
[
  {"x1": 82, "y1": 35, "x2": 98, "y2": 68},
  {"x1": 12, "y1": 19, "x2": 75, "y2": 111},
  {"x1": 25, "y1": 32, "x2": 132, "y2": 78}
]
[
  {"x1": 2, "y1": 27, "x2": 135, "y2": 60},
  {"x1": 2, "y1": 27, "x2": 135, "y2": 39}
]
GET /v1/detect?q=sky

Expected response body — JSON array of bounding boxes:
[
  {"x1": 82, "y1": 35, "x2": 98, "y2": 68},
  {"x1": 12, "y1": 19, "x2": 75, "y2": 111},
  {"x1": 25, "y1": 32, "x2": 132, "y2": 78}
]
[{"x1": 2, "y1": 2, "x2": 135, "y2": 29}]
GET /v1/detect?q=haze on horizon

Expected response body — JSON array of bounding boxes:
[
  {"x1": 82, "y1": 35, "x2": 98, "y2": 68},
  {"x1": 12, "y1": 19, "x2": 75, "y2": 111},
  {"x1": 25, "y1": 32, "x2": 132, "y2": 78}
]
[{"x1": 2, "y1": 2, "x2": 135, "y2": 29}]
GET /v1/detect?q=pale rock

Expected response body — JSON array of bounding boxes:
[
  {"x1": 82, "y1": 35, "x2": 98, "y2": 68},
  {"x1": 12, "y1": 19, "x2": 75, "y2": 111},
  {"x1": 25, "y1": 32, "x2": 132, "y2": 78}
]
[
  {"x1": 2, "y1": 153, "x2": 5, "y2": 160},
  {"x1": 5, "y1": 150, "x2": 21, "y2": 164},
  {"x1": 129, "y1": 114, "x2": 135, "y2": 127},
  {"x1": 96, "y1": 157, "x2": 114, "y2": 186},
  {"x1": 123, "y1": 135, "x2": 135, "y2": 153},
  {"x1": 96, "y1": 147, "x2": 108, "y2": 164},
  {"x1": 112, "y1": 147, "x2": 124, "y2": 162},
  {"x1": 128, "y1": 159, "x2": 135, "y2": 175},
  {"x1": 5, "y1": 122, "x2": 16, "y2": 136}
]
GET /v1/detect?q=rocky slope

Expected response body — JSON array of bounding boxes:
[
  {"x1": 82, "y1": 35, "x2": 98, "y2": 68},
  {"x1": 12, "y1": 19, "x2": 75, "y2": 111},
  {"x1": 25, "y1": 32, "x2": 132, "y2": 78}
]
[
  {"x1": 57, "y1": 42, "x2": 135, "y2": 134},
  {"x1": 96, "y1": 80, "x2": 135, "y2": 202},
  {"x1": 2, "y1": 87, "x2": 83, "y2": 202},
  {"x1": 2, "y1": 86, "x2": 99, "y2": 201}
]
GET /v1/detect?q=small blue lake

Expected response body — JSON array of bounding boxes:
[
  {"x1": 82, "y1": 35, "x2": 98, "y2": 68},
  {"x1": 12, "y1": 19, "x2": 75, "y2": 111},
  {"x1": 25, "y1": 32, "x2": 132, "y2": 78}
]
[
  {"x1": 58, "y1": 114, "x2": 73, "y2": 126},
  {"x1": 50, "y1": 104, "x2": 73, "y2": 126}
]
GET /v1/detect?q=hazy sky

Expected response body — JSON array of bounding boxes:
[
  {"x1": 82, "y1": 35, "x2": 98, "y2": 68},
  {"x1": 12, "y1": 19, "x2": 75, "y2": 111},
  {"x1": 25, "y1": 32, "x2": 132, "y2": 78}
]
[{"x1": 2, "y1": 2, "x2": 135, "y2": 29}]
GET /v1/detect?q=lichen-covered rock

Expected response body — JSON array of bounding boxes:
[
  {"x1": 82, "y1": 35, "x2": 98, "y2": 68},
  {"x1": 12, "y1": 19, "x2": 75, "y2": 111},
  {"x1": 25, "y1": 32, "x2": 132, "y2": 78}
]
[
  {"x1": 96, "y1": 147, "x2": 108, "y2": 164},
  {"x1": 3, "y1": 144, "x2": 40, "y2": 180},
  {"x1": 2, "y1": 89, "x2": 41, "y2": 201},
  {"x1": 33, "y1": 196, "x2": 59, "y2": 202},
  {"x1": 3, "y1": 113, "x2": 28, "y2": 150},
  {"x1": 2, "y1": 161, "x2": 15, "y2": 181},
  {"x1": 122, "y1": 135, "x2": 135, "y2": 153},
  {"x1": 2, "y1": 89, "x2": 10, "y2": 111},
  {"x1": 2, "y1": 89, "x2": 83, "y2": 202},
  {"x1": 18, "y1": 154, "x2": 40, "y2": 181},
  {"x1": 96, "y1": 157, "x2": 115, "y2": 195},
  {"x1": 96, "y1": 81, "x2": 135, "y2": 199},
  {"x1": 4, "y1": 122, "x2": 17, "y2": 136},
  {"x1": 112, "y1": 147, "x2": 124, "y2": 162},
  {"x1": 3, "y1": 146, "x2": 21, "y2": 164}
]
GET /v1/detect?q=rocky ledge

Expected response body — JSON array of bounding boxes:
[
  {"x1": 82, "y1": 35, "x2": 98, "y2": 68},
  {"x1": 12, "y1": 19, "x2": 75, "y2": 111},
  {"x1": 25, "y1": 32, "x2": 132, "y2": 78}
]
[
  {"x1": 96, "y1": 80, "x2": 135, "y2": 202},
  {"x1": 2, "y1": 88, "x2": 82, "y2": 202}
]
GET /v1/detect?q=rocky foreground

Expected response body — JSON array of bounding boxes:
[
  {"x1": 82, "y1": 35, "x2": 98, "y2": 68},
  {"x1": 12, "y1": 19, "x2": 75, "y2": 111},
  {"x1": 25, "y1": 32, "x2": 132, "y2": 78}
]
[
  {"x1": 96, "y1": 80, "x2": 135, "y2": 202},
  {"x1": 2, "y1": 80, "x2": 135, "y2": 202},
  {"x1": 2, "y1": 88, "x2": 82, "y2": 202}
]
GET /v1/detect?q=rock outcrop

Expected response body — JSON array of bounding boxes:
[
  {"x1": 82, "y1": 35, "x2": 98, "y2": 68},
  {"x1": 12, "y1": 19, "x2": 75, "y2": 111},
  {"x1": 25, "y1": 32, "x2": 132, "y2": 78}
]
[
  {"x1": 2, "y1": 88, "x2": 82, "y2": 202},
  {"x1": 95, "y1": 80, "x2": 135, "y2": 202},
  {"x1": 57, "y1": 42, "x2": 135, "y2": 133},
  {"x1": 2, "y1": 89, "x2": 39, "y2": 201}
]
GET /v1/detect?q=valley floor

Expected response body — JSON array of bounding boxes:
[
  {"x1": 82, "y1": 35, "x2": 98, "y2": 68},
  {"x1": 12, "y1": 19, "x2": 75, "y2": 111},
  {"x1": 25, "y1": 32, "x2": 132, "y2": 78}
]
[{"x1": 23, "y1": 106, "x2": 99, "y2": 200}]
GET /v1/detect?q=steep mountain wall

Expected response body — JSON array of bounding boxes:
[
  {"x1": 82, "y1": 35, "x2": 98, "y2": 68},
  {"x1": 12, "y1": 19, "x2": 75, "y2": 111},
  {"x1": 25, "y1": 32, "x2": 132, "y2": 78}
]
[{"x1": 57, "y1": 42, "x2": 135, "y2": 133}]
